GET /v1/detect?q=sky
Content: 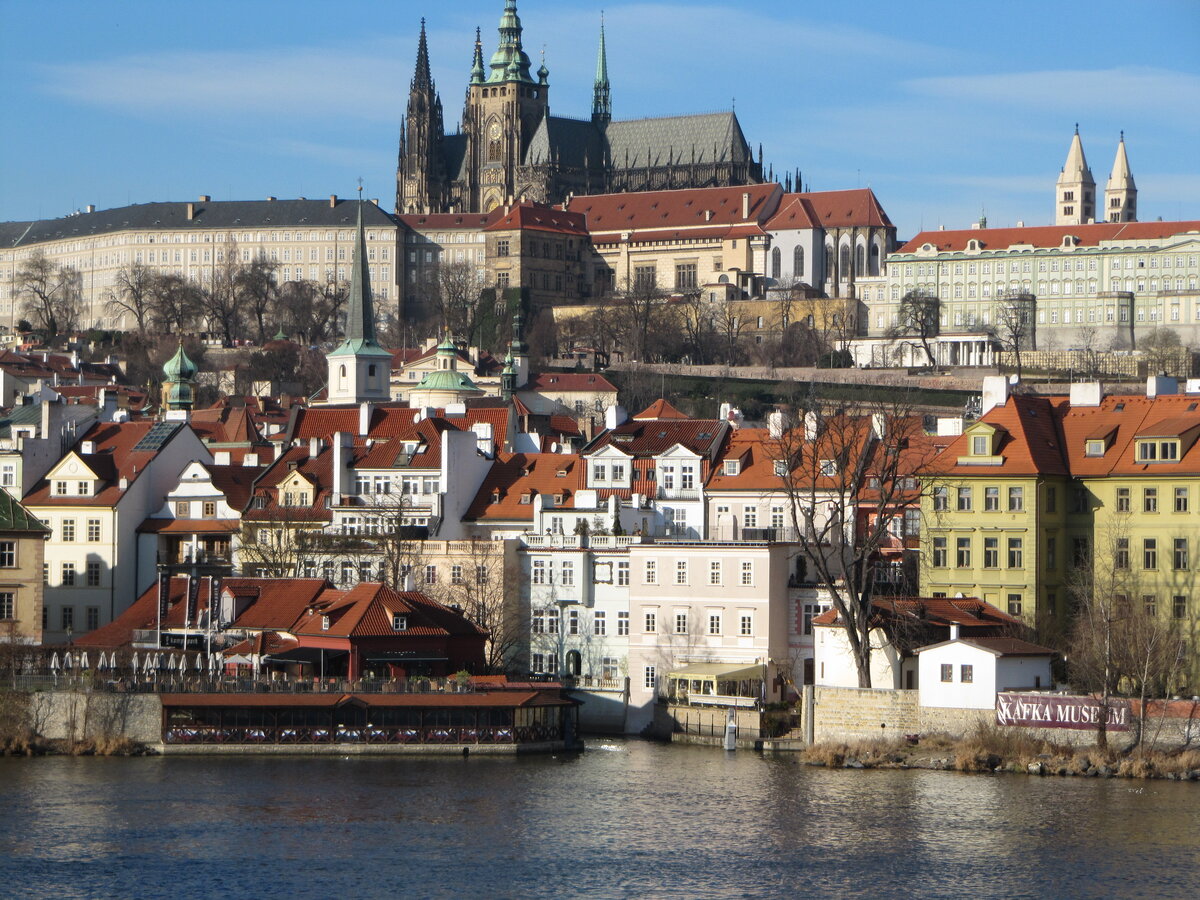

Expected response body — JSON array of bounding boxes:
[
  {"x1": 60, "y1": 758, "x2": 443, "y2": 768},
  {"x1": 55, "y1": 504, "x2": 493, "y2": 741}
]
[{"x1": 1, "y1": 0, "x2": 1198, "y2": 238}]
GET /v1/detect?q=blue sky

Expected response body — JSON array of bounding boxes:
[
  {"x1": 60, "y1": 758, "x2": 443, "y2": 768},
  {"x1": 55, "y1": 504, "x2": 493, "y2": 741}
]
[{"x1": 2, "y1": 0, "x2": 1198, "y2": 237}]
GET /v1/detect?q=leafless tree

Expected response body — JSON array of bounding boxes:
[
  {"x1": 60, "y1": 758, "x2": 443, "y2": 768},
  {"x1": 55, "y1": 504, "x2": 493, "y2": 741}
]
[
  {"x1": 16, "y1": 251, "x2": 82, "y2": 341},
  {"x1": 235, "y1": 257, "x2": 279, "y2": 344},
  {"x1": 197, "y1": 244, "x2": 244, "y2": 346},
  {"x1": 148, "y1": 273, "x2": 204, "y2": 334},
  {"x1": 766, "y1": 391, "x2": 939, "y2": 687},
  {"x1": 426, "y1": 539, "x2": 523, "y2": 674},
  {"x1": 104, "y1": 262, "x2": 157, "y2": 332},
  {"x1": 1139, "y1": 326, "x2": 1184, "y2": 376},
  {"x1": 991, "y1": 291, "x2": 1037, "y2": 379},
  {"x1": 272, "y1": 278, "x2": 349, "y2": 345},
  {"x1": 888, "y1": 289, "x2": 940, "y2": 368}
]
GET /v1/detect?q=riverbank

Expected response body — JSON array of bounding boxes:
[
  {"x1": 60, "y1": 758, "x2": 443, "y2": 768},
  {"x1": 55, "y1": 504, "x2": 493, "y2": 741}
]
[
  {"x1": 800, "y1": 726, "x2": 1200, "y2": 781},
  {"x1": 1, "y1": 735, "x2": 153, "y2": 757}
]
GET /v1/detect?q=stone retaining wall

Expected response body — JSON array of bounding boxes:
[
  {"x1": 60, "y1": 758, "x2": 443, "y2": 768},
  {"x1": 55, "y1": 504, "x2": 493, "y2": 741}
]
[
  {"x1": 812, "y1": 687, "x2": 918, "y2": 744},
  {"x1": 33, "y1": 690, "x2": 162, "y2": 744}
]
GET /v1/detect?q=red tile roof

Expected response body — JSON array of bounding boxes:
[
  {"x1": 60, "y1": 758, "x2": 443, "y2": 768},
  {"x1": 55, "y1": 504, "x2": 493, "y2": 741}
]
[
  {"x1": 483, "y1": 201, "x2": 589, "y2": 235},
  {"x1": 898, "y1": 220, "x2": 1200, "y2": 254},
  {"x1": 632, "y1": 398, "x2": 689, "y2": 420},
  {"x1": 522, "y1": 372, "x2": 617, "y2": 393},
  {"x1": 798, "y1": 189, "x2": 893, "y2": 228},
  {"x1": 935, "y1": 394, "x2": 1070, "y2": 477},
  {"x1": 290, "y1": 582, "x2": 487, "y2": 639},
  {"x1": 464, "y1": 452, "x2": 582, "y2": 521},
  {"x1": 585, "y1": 416, "x2": 726, "y2": 458},
  {"x1": 564, "y1": 183, "x2": 782, "y2": 242},
  {"x1": 813, "y1": 596, "x2": 1020, "y2": 631}
]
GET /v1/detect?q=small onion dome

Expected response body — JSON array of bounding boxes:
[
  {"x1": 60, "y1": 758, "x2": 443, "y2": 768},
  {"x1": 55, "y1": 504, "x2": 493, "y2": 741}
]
[
  {"x1": 162, "y1": 341, "x2": 197, "y2": 381},
  {"x1": 537, "y1": 63, "x2": 549, "y2": 84}
]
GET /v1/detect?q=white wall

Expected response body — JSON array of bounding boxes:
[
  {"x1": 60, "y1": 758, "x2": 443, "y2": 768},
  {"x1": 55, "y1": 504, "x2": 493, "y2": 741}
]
[
  {"x1": 918, "y1": 642, "x2": 1052, "y2": 710},
  {"x1": 814, "y1": 624, "x2": 911, "y2": 689}
]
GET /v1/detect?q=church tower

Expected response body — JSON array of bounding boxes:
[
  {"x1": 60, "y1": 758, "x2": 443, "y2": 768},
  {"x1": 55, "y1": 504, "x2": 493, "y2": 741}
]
[
  {"x1": 326, "y1": 192, "x2": 393, "y2": 405},
  {"x1": 592, "y1": 15, "x2": 611, "y2": 125},
  {"x1": 462, "y1": 1, "x2": 550, "y2": 212},
  {"x1": 1104, "y1": 132, "x2": 1137, "y2": 223},
  {"x1": 396, "y1": 19, "x2": 447, "y2": 214},
  {"x1": 161, "y1": 340, "x2": 197, "y2": 420},
  {"x1": 1055, "y1": 125, "x2": 1096, "y2": 226}
]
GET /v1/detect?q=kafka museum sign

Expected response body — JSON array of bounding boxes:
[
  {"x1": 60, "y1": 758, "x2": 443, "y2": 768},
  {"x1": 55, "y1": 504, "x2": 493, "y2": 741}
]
[{"x1": 996, "y1": 693, "x2": 1130, "y2": 731}]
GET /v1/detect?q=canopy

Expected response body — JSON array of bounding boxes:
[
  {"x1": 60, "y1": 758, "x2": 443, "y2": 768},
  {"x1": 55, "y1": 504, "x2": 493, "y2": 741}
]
[{"x1": 667, "y1": 663, "x2": 765, "y2": 683}]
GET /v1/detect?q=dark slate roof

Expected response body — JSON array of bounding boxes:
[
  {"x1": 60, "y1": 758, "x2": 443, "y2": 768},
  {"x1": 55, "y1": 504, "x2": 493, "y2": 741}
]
[
  {"x1": 2, "y1": 198, "x2": 397, "y2": 246},
  {"x1": 605, "y1": 112, "x2": 752, "y2": 169},
  {"x1": 443, "y1": 134, "x2": 470, "y2": 182},
  {"x1": 525, "y1": 116, "x2": 605, "y2": 169},
  {"x1": 0, "y1": 490, "x2": 50, "y2": 533}
]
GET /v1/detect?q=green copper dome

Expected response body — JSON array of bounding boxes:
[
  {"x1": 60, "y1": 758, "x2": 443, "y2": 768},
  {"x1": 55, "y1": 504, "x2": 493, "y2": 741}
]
[{"x1": 163, "y1": 341, "x2": 198, "y2": 381}]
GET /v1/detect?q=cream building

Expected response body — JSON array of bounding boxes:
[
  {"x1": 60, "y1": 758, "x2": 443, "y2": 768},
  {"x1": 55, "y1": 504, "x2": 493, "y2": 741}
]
[{"x1": 0, "y1": 196, "x2": 401, "y2": 332}]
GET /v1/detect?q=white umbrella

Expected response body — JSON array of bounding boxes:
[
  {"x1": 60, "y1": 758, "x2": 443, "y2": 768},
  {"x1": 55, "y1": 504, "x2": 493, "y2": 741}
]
[
  {"x1": 50, "y1": 652, "x2": 60, "y2": 671},
  {"x1": 130, "y1": 652, "x2": 138, "y2": 673},
  {"x1": 80, "y1": 651, "x2": 90, "y2": 670},
  {"x1": 63, "y1": 652, "x2": 73, "y2": 671},
  {"x1": 143, "y1": 654, "x2": 154, "y2": 674},
  {"x1": 96, "y1": 651, "x2": 107, "y2": 670},
  {"x1": 169, "y1": 655, "x2": 178, "y2": 672},
  {"x1": 195, "y1": 654, "x2": 204, "y2": 673}
]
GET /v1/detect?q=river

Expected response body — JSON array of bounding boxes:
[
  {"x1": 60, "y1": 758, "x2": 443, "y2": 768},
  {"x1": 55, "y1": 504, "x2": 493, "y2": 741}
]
[{"x1": 1, "y1": 740, "x2": 1197, "y2": 899}]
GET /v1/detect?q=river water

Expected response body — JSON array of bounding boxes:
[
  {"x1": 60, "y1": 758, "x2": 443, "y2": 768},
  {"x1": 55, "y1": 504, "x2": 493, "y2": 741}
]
[{"x1": 1, "y1": 740, "x2": 1197, "y2": 899}]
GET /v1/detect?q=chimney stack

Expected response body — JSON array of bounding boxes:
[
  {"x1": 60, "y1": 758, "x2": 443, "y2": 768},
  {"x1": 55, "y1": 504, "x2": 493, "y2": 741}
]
[
  {"x1": 186, "y1": 203, "x2": 195, "y2": 221},
  {"x1": 198, "y1": 194, "x2": 210, "y2": 202},
  {"x1": 329, "y1": 194, "x2": 338, "y2": 208}
]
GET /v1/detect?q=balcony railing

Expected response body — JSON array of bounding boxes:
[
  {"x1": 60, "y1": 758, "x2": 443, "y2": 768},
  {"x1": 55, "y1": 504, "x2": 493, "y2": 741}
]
[
  {"x1": 657, "y1": 486, "x2": 700, "y2": 501},
  {"x1": 740, "y1": 527, "x2": 799, "y2": 542},
  {"x1": 521, "y1": 534, "x2": 582, "y2": 550}
]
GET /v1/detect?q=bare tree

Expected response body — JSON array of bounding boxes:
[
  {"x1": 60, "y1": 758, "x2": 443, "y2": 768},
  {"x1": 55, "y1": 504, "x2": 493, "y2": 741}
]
[
  {"x1": 148, "y1": 273, "x2": 203, "y2": 334},
  {"x1": 1139, "y1": 327, "x2": 1184, "y2": 376},
  {"x1": 16, "y1": 251, "x2": 82, "y2": 341},
  {"x1": 104, "y1": 262, "x2": 157, "y2": 332},
  {"x1": 271, "y1": 279, "x2": 348, "y2": 345},
  {"x1": 197, "y1": 245, "x2": 244, "y2": 346},
  {"x1": 888, "y1": 289, "x2": 940, "y2": 368},
  {"x1": 235, "y1": 258, "x2": 279, "y2": 344},
  {"x1": 767, "y1": 393, "x2": 938, "y2": 687},
  {"x1": 425, "y1": 260, "x2": 485, "y2": 343},
  {"x1": 427, "y1": 539, "x2": 523, "y2": 674},
  {"x1": 991, "y1": 291, "x2": 1037, "y2": 379}
]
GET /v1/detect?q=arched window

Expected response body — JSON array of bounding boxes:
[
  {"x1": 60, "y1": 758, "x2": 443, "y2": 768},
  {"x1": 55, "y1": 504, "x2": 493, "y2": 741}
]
[
  {"x1": 771, "y1": 247, "x2": 781, "y2": 279},
  {"x1": 869, "y1": 244, "x2": 880, "y2": 276},
  {"x1": 717, "y1": 274, "x2": 729, "y2": 284},
  {"x1": 855, "y1": 245, "x2": 865, "y2": 276},
  {"x1": 839, "y1": 245, "x2": 851, "y2": 279},
  {"x1": 825, "y1": 245, "x2": 833, "y2": 279},
  {"x1": 339, "y1": 364, "x2": 347, "y2": 386},
  {"x1": 793, "y1": 246, "x2": 804, "y2": 277}
]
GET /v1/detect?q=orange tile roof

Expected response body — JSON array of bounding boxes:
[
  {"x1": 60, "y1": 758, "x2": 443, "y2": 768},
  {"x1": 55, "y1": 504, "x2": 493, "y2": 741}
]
[
  {"x1": 291, "y1": 582, "x2": 487, "y2": 639},
  {"x1": 483, "y1": 201, "x2": 589, "y2": 235},
  {"x1": 564, "y1": 183, "x2": 782, "y2": 241},
  {"x1": 633, "y1": 398, "x2": 689, "y2": 420},
  {"x1": 1059, "y1": 393, "x2": 1200, "y2": 477},
  {"x1": 523, "y1": 372, "x2": 617, "y2": 393},
  {"x1": 935, "y1": 394, "x2": 1070, "y2": 477},
  {"x1": 898, "y1": 219, "x2": 1200, "y2": 254},
  {"x1": 464, "y1": 452, "x2": 582, "y2": 521},
  {"x1": 813, "y1": 596, "x2": 1020, "y2": 631}
]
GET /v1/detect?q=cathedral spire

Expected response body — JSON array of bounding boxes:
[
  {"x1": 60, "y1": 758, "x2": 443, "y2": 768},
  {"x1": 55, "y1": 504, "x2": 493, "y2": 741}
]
[
  {"x1": 1055, "y1": 124, "x2": 1096, "y2": 226},
  {"x1": 346, "y1": 188, "x2": 378, "y2": 346},
  {"x1": 488, "y1": 0, "x2": 534, "y2": 83},
  {"x1": 412, "y1": 18, "x2": 433, "y2": 92},
  {"x1": 1104, "y1": 131, "x2": 1137, "y2": 223},
  {"x1": 592, "y1": 12, "x2": 611, "y2": 124},
  {"x1": 470, "y1": 26, "x2": 485, "y2": 84}
]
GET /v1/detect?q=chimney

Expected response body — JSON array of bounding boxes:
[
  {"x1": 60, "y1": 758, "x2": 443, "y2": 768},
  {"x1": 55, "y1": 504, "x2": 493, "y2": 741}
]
[
  {"x1": 213, "y1": 451, "x2": 231, "y2": 465},
  {"x1": 981, "y1": 375, "x2": 1011, "y2": 414},
  {"x1": 198, "y1": 194, "x2": 210, "y2": 202},
  {"x1": 101, "y1": 388, "x2": 118, "y2": 421},
  {"x1": 243, "y1": 453, "x2": 259, "y2": 467},
  {"x1": 358, "y1": 401, "x2": 373, "y2": 436},
  {"x1": 936, "y1": 417, "x2": 964, "y2": 436},
  {"x1": 266, "y1": 196, "x2": 276, "y2": 202},
  {"x1": 80, "y1": 440, "x2": 95, "y2": 455},
  {"x1": 309, "y1": 436, "x2": 321, "y2": 458},
  {"x1": 767, "y1": 409, "x2": 785, "y2": 440},
  {"x1": 949, "y1": 623, "x2": 960, "y2": 641},
  {"x1": 1147, "y1": 375, "x2": 1178, "y2": 398},
  {"x1": 742, "y1": 192, "x2": 751, "y2": 219},
  {"x1": 186, "y1": 202, "x2": 195, "y2": 221},
  {"x1": 870, "y1": 412, "x2": 887, "y2": 441},
  {"x1": 86, "y1": 204, "x2": 95, "y2": 214},
  {"x1": 1016, "y1": 220, "x2": 1025, "y2": 228},
  {"x1": 803, "y1": 410, "x2": 820, "y2": 441},
  {"x1": 329, "y1": 194, "x2": 338, "y2": 208},
  {"x1": 604, "y1": 404, "x2": 627, "y2": 429},
  {"x1": 403, "y1": 571, "x2": 415, "y2": 592},
  {"x1": 1069, "y1": 382, "x2": 1103, "y2": 407},
  {"x1": 332, "y1": 432, "x2": 353, "y2": 499}
]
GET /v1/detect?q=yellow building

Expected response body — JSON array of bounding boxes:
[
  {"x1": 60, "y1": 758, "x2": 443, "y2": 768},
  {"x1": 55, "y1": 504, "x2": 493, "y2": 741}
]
[{"x1": 0, "y1": 491, "x2": 49, "y2": 644}]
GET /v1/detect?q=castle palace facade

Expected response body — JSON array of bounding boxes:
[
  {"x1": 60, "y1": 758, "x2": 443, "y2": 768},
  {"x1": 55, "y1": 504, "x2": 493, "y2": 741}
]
[{"x1": 397, "y1": 2, "x2": 764, "y2": 215}]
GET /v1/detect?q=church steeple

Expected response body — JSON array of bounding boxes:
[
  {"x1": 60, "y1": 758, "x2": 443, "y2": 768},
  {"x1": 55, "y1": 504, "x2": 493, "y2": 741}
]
[
  {"x1": 592, "y1": 13, "x2": 611, "y2": 124},
  {"x1": 161, "y1": 339, "x2": 197, "y2": 418},
  {"x1": 326, "y1": 190, "x2": 392, "y2": 405},
  {"x1": 487, "y1": 1, "x2": 534, "y2": 84},
  {"x1": 1055, "y1": 124, "x2": 1096, "y2": 226},
  {"x1": 413, "y1": 18, "x2": 433, "y2": 91},
  {"x1": 470, "y1": 27, "x2": 486, "y2": 84},
  {"x1": 1104, "y1": 132, "x2": 1137, "y2": 223},
  {"x1": 397, "y1": 18, "x2": 447, "y2": 214}
]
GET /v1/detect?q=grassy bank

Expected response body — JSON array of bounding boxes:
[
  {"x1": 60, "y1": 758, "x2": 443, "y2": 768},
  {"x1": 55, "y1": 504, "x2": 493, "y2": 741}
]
[{"x1": 801, "y1": 724, "x2": 1200, "y2": 781}]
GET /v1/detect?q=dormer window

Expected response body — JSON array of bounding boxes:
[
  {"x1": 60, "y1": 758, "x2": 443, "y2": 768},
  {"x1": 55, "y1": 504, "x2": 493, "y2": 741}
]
[
  {"x1": 55, "y1": 481, "x2": 68, "y2": 496},
  {"x1": 491, "y1": 489, "x2": 501, "y2": 504},
  {"x1": 971, "y1": 435, "x2": 990, "y2": 456},
  {"x1": 724, "y1": 460, "x2": 740, "y2": 476},
  {"x1": 77, "y1": 481, "x2": 91, "y2": 496},
  {"x1": 1137, "y1": 440, "x2": 1179, "y2": 462},
  {"x1": 520, "y1": 493, "x2": 532, "y2": 504},
  {"x1": 321, "y1": 615, "x2": 330, "y2": 631},
  {"x1": 773, "y1": 461, "x2": 787, "y2": 477},
  {"x1": 593, "y1": 464, "x2": 607, "y2": 482},
  {"x1": 1085, "y1": 439, "x2": 1106, "y2": 457},
  {"x1": 392, "y1": 614, "x2": 407, "y2": 631}
]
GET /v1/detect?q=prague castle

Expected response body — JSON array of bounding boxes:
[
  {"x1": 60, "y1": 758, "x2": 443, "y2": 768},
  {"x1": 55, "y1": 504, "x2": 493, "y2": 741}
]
[{"x1": 396, "y1": 1, "x2": 765, "y2": 215}]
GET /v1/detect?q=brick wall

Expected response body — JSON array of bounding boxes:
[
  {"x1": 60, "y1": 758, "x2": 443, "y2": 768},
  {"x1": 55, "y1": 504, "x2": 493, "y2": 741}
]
[{"x1": 812, "y1": 686, "x2": 919, "y2": 743}]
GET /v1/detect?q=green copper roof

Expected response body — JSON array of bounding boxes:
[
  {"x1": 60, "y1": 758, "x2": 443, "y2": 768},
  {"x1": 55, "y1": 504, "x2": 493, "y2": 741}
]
[
  {"x1": 415, "y1": 369, "x2": 484, "y2": 394},
  {"x1": 487, "y1": 0, "x2": 534, "y2": 84},
  {"x1": 470, "y1": 27, "x2": 486, "y2": 84},
  {"x1": 0, "y1": 490, "x2": 50, "y2": 533},
  {"x1": 162, "y1": 342, "x2": 197, "y2": 381}
]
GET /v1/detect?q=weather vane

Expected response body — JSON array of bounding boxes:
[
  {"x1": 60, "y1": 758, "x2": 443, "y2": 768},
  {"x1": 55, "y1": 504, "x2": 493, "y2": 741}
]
[{"x1": 356, "y1": 177, "x2": 363, "y2": 196}]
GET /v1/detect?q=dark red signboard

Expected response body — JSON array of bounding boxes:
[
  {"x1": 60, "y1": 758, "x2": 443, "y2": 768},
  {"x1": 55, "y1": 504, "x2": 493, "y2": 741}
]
[{"x1": 996, "y1": 692, "x2": 1129, "y2": 731}]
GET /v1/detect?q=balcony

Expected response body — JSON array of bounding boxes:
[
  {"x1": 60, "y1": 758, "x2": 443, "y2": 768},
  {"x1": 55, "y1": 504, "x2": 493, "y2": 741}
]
[
  {"x1": 657, "y1": 486, "x2": 700, "y2": 501},
  {"x1": 521, "y1": 533, "x2": 582, "y2": 550},
  {"x1": 740, "y1": 527, "x2": 799, "y2": 543}
]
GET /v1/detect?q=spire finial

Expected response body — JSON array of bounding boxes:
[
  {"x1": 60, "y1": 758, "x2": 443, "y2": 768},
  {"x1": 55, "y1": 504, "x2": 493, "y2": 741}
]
[
  {"x1": 1120, "y1": 129, "x2": 1124, "y2": 141},
  {"x1": 1075, "y1": 122, "x2": 1079, "y2": 134}
]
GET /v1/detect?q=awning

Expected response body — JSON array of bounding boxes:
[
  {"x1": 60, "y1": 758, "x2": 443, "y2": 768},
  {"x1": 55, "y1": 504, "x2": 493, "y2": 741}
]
[
  {"x1": 266, "y1": 648, "x2": 349, "y2": 666},
  {"x1": 362, "y1": 652, "x2": 449, "y2": 664},
  {"x1": 667, "y1": 663, "x2": 765, "y2": 682}
]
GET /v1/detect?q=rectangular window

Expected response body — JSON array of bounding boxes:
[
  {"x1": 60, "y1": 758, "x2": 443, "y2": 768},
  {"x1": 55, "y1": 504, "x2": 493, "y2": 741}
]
[
  {"x1": 1046, "y1": 536, "x2": 1057, "y2": 569},
  {"x1": 957, "y1": 487, "x2": 972, "y2": 511},
  {"x1": 675, "y1": 560, "x2": 688, "y2": 585},
  {"x1": 617, "y1": 611, "x2": 629, "y2": 635},
  {"x1": 1175, "y1": 487, "x2": 1189, "y2": 513},
  {"x1": 1073, "y1": 538, "x2": 1090, "y2": 566},
  {"x1": 1045, "y1": 486, "x2": 1057, "y2": 513},
  {"x1": 741, "y1": 561, "x2": 753, "y2": 585},
  {"x1": 61, "y1": 606, "x2": 74, "y2": 631},
  {"x1": 1174, "y1": 538, "x2": 1189, "y2": 570},
  {"x1": 561, "y1": 561, "x2": 574, "y2": 586},
  {"x1": 1115, "y1": 538, "x2": 1129, "y2": 569},
  {"x1": 1143, "y1": 538, "x2": 1158, "y2": 570},
  {"x1": 960, "y1": 664, "x2": 974, "y2": 684},
  {"x1": 1116, "y1": 487, "x2": 1130, "y2": 512},
  {"x1": 1144, "y1": 488, "x2": 1158, "y2": 513},
  {"x1": 62, "y1": 562, "x2": 76, "y2": 586},
  {"x1": 86, "y1": 561, "x2": 101, "y2": 587},
  {"x1": 984, "y1": 487, "x2": 999, "y2": 511},
  {"x1": 594, "y1": 611, "x2": 606, "y2": 635},
  {"x1": 84, "y1": 605, "x2": 99, "y2": 632},
  {"x1": 940, "y1": 664, "x2": 953, "y2": 683},
  {"x1": 617, "y1": 561, "x2": 630, "y2": 586},
  {"x1": 972, "y1": 435, "x2": 989, "y2": 456},
  {"x1": 1007, "y1": 594, "x2": 1023, "y2": 617},
  {"x1": 392, "y1": 614, "x2": 408, "y2": 631},
  {"x1": 602, "y1": 658, "x2": 619, "y2": 681},
  {"x1": 62, "y1": 519, "x2": 76, "y2": 542},
  {"x1": 450, "y1": 565, "x2": 464, "y2": 585},
  {"x1": 644, "y1": 665, "x2": 657, "y2": 691},
  {"x1": 531, "y1": 610, "x2": 545, "y2": 634},
  {"x1": 424, "y1": 564, "x2": 437, "y2": 584},
  {"x1": 709, "y1": 560, "x2": 721, "y2": 585},
  {"x1": 0, "y1": 592, "x2": 13, "y2": 620},
  {"x1": 86, "y1": 519, "x2": 101, "y2": 542},
  {"x1": 1143, "y1": 595, "x2": 1157, "y2": 617},
  {"x1": 1007, "y1": 537, "x2": 1023, "y2": 569},
  {"x1": 203, "y1": 501, "x2": 216, "y2": 517},
  {"x1": 743, "y1": 508, "x2": 757, "y2": 528},
  {"x1": 708, "y1": 613, "x2": 721, "y2": 635},
  {"x1": 674, "y1": 612, "x2": 688, "y2": 635},
  {"x1": 1174, "y1": 596, "x2": 1187, "y2": 619},
  {"x1": 675, "y1": 263, "x2": 697, "y2": 290},
  {"x1": 569, "y1": 609, "x2": 580, "y2": 635},
  {"x1": 740, "y1": 614, "x2": 753, "y2": 636},
  {"x1": 546, "y1": 610, "x2": 559, "y2": 635},
  {"x1": 932, "y1": 537, "x2": 947, "y2": 567},
  {"x1": 933, "y1": 487, "x2": 948, "y2": 511},
  {"x1": 175, "y1": 501, "x2": 189, "y2": 518},
  {"x1": 1008, "y1": 486, "x2": 1024, "y2": 512},
  {"x1": 956, "y1": 537, "x2": 971, "y2": 568},
  {"x1": 0, "y1": 541, "x2": 13, "y2": 567},
  {"x1": 984, "y1": 537, "x2": 999, "y2": 568},
  {"x1": 532, "y1": 560, "x2": 547, "y2": 584},
  {"x1": 644, "y1": 611, "x2": 657, "y2": 633},
  {"x1": 644, "y1": 560, "x2": 657, "y2": 584},
  {"x1": 476, "y1": 565, "x2": 488, "y2": 585}
]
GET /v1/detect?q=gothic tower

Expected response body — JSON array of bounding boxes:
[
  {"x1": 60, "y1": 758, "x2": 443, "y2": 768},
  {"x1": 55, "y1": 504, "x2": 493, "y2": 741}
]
[
  {"x1": 396, "y1": 19, "x2": 447, "y2": 214},
  {"x1": 462, "y1": 1, "x2": 550, "y2": 212},
  {"x1": 592, "y1": 15, "x2": 611, "y2": 125},
  {"x1": 327, "y1": 191, "x2": 393, "y2": 405},
  {"x1": 1104, "y1": 132, "x2": 1137, "y2": 223},
  {"x1": 1055, "y1": 125, "x2": 1096, "y2": 226}
]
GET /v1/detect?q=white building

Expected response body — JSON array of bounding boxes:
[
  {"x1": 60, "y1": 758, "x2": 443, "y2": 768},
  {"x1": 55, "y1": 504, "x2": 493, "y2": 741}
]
[{"x1": 917, "y1": 635, "x2": 1056, "y2": 709}]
